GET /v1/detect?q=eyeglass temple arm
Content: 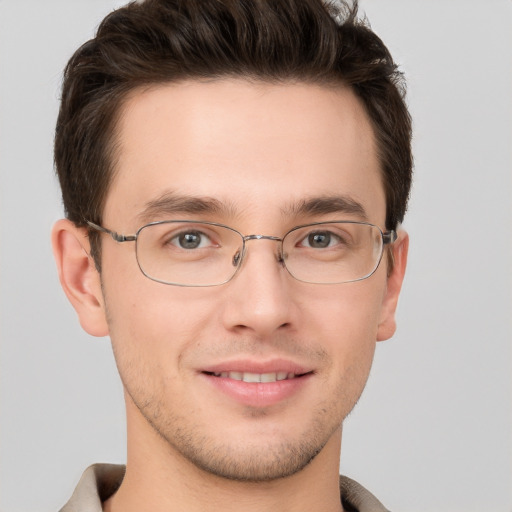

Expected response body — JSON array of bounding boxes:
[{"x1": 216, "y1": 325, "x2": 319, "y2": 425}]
[
  {"x1": 382, "y1": 230, "x2": 397, "y2": 245},
  {"x1": 86, "y1": 221, "x2": 137, "y2": 242}
]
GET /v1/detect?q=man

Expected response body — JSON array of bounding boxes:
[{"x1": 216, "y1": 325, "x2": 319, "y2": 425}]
[{"x1": 51, "y1": 0, "x2": 412, "y2": 510}]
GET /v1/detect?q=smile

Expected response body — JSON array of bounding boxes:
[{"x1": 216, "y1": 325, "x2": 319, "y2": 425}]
[
  {"x1": 209, "y1": 371, "x2": 299, "y2": 383},
  {"x1": 201, "y1": 366, "x2": 313, "y2": 407}
]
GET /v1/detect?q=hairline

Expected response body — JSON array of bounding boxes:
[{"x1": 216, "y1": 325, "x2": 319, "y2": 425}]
[{"x1": 104, "y1": 74, "x2": 376, "y2": 219}]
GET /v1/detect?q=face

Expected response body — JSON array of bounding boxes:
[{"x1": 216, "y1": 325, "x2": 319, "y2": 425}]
[{"x1": 78, "y1": 80, "x2": 405, "y2": 481}]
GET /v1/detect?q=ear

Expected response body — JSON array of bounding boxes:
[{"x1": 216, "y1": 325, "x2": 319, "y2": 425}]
[
  {"x1": 51, "y1": 219, "x2": 109, "y2": 337},
  {"x1": 376, "y1": 230, "x2": 409, "y2": 342}
]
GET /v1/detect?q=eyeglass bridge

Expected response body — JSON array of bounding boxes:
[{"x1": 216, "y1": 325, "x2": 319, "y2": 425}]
[{"x1": 233, "y1": 234, "x2": 285, "y2": 267}]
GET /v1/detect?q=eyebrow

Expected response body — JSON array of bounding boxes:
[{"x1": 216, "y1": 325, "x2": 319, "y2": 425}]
[
  {"x1": 137, "y1": 191, "x2": 368, "y2": 225},
  {"x1": 282, "y1": 195, "x2": 368, "y2": 221},
  {"x1": 137, "y1": 191, "x2": 236, "y2": 224}
]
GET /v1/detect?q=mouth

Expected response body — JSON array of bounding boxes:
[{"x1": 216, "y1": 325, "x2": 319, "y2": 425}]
[
  {"x1": 200, "y1": 360, "x2": 314, "y2": 406},
  {"x1": 203, "y1": 371, "x2": 309, "y2": 383}
]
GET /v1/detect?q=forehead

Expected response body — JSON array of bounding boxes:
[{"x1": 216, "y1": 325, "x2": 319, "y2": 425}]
[{"x1": 105, "y1": 79, "x2": 385, "y2": 228}]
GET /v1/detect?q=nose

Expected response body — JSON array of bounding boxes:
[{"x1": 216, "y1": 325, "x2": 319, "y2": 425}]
[{"x1": 220, "y1": 238, "x2": 296, "y2": 338}]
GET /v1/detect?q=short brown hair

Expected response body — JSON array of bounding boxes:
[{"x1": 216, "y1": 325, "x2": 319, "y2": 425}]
[{"x1": 54, "y1": 0, "x2": 412, "y2": 266}]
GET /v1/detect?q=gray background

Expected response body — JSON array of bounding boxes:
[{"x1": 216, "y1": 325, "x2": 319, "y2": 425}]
[{"x1": 1, "y1": 1, "x2": 511, "y2": 510}]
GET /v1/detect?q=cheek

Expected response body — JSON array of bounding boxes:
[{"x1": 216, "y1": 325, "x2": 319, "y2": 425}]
[
  {"x1": 301, "y1": 278, "x2": 386, "y2": 371},
  {"x1": 102, "y1": 280, "x2": 211, "y2": 407},
  {"x1": 101, "y1": 252, "x2": 221, "y2": 367},
  {"x1": 291, "y1": 283, "x2": 384, "y2": 423},
  {"x1": 304, "y1": 276, "x2": 385, "y2": 335}
]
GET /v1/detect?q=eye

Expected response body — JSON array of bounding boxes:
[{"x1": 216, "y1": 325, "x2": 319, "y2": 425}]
[
  {"x1": 300, "y1": 230, "x2": 342, "y2": 249},
  {"x1": 170, "y1": 230, "x2": 212, "y2": 249}
]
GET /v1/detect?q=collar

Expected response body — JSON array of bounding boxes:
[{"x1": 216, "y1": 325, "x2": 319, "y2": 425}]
[{"x1": 60, "y1": 464, "x2": 390, "y2": 512}]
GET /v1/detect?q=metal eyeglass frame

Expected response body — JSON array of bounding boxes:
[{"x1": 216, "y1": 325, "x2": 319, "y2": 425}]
[{"x1": 86, "y1": 219, "x2": 397, "y2": 286}]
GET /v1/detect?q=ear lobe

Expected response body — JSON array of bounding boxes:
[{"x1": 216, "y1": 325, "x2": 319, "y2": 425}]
[
  {"x1": 51, "y1": 219, "x2": 109, "y2": 337},
  {"x1": 376, "y1": 230, "x2": 409, "y2": 342}
]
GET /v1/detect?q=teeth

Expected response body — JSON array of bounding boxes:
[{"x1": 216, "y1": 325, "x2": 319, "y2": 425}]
[
  {"x1": 212, "y1": 371, "x2": 297, "y2": 382},
  {"x1": 243, "y1": 372, "x2": 261, "y2": 383}
]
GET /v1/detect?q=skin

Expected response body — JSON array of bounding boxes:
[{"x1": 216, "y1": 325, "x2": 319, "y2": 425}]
[{"x1": 52, "y1": 79, "x2": 408, "y2": 512}]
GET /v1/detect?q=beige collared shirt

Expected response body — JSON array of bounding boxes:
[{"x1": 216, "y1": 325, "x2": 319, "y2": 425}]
[{"x1": 59, "y1": 464, "x2": 390, "y2": 512}]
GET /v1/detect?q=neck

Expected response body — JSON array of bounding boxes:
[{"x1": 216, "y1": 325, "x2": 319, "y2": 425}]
[{"x1": 104, "y1": 399, "x2": 345, "y2": 512}]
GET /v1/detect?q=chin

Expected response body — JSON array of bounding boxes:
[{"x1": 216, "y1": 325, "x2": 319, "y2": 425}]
[
  {"x1": 173, "y1": 437, "x2": 327, "y2": 482},
  {"x1": 151, "y1": 406, "x2": 341, "y2": 483}
]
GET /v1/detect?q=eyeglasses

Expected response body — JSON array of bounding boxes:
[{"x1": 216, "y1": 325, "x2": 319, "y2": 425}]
[{"x1": 87, "y1": 220, "x2": 396, "y2": 287}]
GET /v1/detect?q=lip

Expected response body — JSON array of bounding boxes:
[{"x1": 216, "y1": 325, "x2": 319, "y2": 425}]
[
  {"x1": 199, "y1": 359, "x2": 314, "y2": 408},
  {"x1": 202, "y1": 358, "x2": 311, "y2": 375}
]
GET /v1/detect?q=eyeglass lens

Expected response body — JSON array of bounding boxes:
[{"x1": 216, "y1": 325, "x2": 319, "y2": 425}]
[{"x1": 134, "y1": 221, "x2": 385, "y2": 286}]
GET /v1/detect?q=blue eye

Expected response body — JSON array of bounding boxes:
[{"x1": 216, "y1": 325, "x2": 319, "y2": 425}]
[{"x1": 171, "y1": 230, "x2": 212, "y2": 249}]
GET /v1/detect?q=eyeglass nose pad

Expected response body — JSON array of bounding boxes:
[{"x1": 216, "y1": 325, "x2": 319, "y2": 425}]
[
  {"x1": 277, "y1": 248, "x2": 286, "y2": 265},
  {"x1": 231, "y1": 242, "x2": 283, "y2": 268},
  {"x1": 232, "y1": 246, "x2": 246, "y2": 268}
]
